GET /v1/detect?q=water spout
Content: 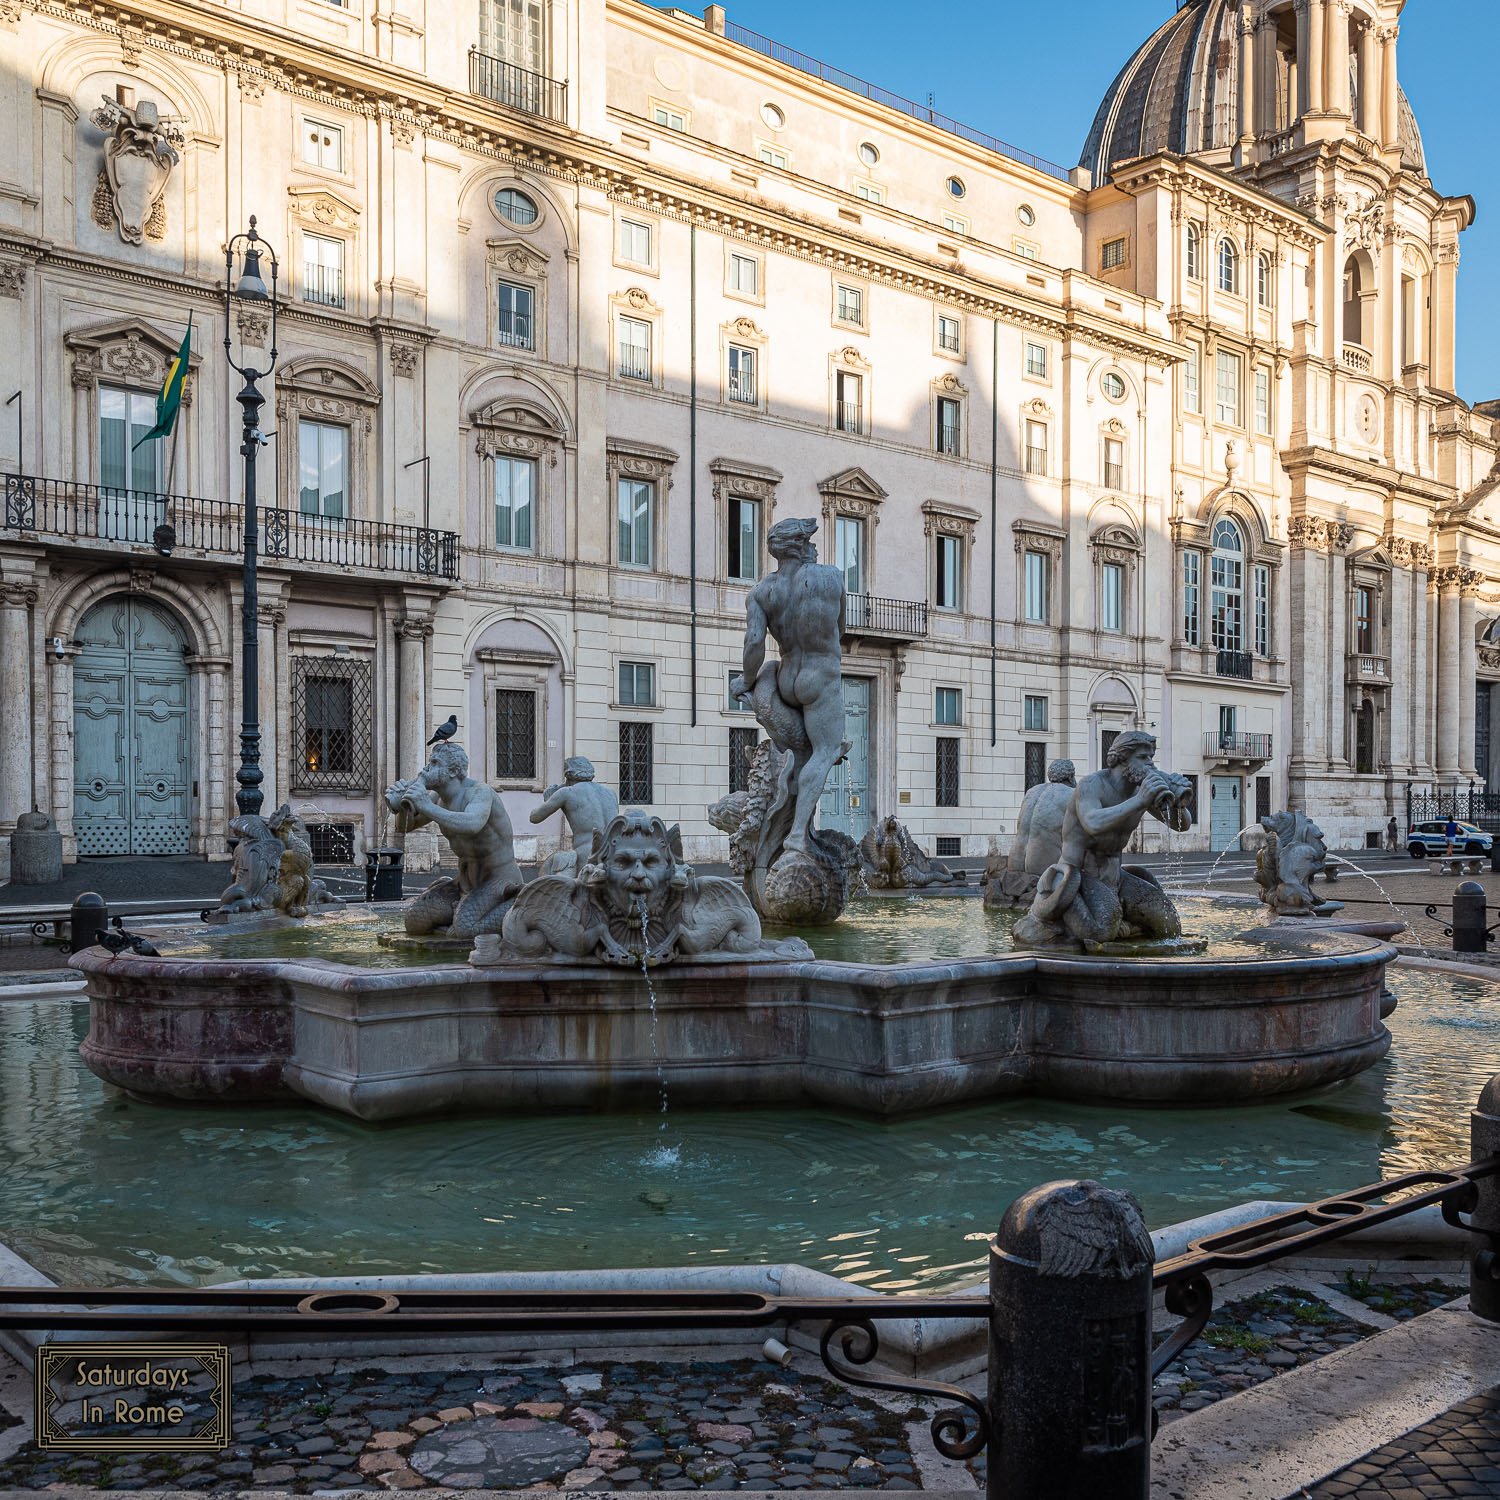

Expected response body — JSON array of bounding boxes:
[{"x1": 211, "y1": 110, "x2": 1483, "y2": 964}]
[{"x1": 635, "y1": 897, "x2": 676, "y2": 1163}]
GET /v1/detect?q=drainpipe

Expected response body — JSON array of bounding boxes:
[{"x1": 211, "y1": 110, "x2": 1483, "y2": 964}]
[
  {"x1": 990, "y1": 317, "x2": 999, "y2": 747},
  {"x1": 689, "y1": 222, "x2": 699, "y2": 728}
]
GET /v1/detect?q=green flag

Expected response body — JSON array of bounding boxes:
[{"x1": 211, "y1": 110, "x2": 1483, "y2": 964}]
[{"x1": 132, "y1": 314, "x2": 191, "y2": 450}]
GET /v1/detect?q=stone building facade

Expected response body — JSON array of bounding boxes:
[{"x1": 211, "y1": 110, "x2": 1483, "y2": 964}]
[{"x1": 0, "y1": 0, "x2": 1494, "y2": 877}]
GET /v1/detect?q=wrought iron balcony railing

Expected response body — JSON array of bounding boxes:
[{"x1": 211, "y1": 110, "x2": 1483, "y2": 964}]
[
  {"x1": 618, "y1": 346, "x2": 651, "y2": 381},
  {"x1": 835, "y1": 400, "x2": 863, "y2": 434},
  {"x1": 468, "y1": 48, "x2": 568, "y2": 123},
  {"x1": 496, "y1": 312, "x2": 534, "y2": 349},
  {"x1": 937, "y1": 420, "x2": 961, "y2": 456},
  {"x1": 845, "y1": 592, "x2": 928, "y2": 638},
  {"x1": 1203, "y1": 730, "x2": 1273, "y2": 762},
  {"x1": 1215, "y1": 648, "x2": 1254, "y2": 679},
  {"x1": 3, "y1": 474, "x2": 460, "y2": 580},
  {"x1": 302, "y1": 261, "x2": 345, "y2": 309}
]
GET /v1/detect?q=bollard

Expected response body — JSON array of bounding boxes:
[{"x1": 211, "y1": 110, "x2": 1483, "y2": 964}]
[
  {"x1": 68, "y1": 891, "x2": 109, "y2": 954},
  {"x1": 988, "y1": 1179, "x2": 1154, "y2": 1500},
  {"x1": 1470, "y1": 1074, "x2": 1500, "y2": 1322},
  {"x1": 1453, "y1": 880, "x2": 1488, "y2": 953}
]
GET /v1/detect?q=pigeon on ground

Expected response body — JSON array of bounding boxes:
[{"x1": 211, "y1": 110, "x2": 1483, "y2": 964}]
[
  {"x1": 98, "y1": 928, "x2": 160, "y2": 957},
  {"x1": 427, "y1": 714, "x2": 458, "y2": 746}
]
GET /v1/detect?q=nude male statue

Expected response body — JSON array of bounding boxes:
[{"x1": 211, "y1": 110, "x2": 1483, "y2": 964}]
[
  {"x1": 728, "y1": 515, "x2": 847, "y2": 860},
  {"x1": 385, "y1": 741, "x2": 526, "y2": 937},
  {"x1": 530, "y1": 756, "x2": 619, "y2": 875}
]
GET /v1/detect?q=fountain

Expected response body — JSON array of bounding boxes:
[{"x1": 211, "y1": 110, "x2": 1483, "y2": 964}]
[{"x1": 1254, "y1": 810, "x2": 1344, "y2": 917}]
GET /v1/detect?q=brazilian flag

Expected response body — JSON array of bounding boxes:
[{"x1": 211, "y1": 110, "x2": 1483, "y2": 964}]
[{"x1": 132, "y1": 314, "x2": 191, "y2": 450}]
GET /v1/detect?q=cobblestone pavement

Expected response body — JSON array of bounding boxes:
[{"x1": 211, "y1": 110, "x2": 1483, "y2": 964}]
[{"x1": 1301, "y1": 1386, "x2": 1500, "y2": 1497}]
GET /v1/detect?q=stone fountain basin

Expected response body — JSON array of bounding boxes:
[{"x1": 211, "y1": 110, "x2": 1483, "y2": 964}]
[{"x1": 73, "y1": 925, "x2": 1396, "y2": 1121}]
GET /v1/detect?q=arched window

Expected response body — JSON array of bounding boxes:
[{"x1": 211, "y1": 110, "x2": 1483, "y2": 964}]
[
  {"x1": 1210, "y1": 517, "x2": 1244, "y2": 652},
  {"x1": 1256, "y1": 252, "x2": 1272, "y2": 308},
  {"x1": 1186, "y1": 222, "x2": 1202, "y2": 281},
  {"x1": 1218, "y1": 237, "x2": 1240, "y2": 295}
]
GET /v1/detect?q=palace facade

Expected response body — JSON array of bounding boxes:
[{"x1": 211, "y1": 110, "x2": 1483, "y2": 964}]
[{"x1": 0, "y1": 0, "x2": 1495, "y2": 877}]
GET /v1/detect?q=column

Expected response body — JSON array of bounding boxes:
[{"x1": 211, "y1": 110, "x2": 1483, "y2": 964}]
[
  {"x1": 1324, "y1": 0, "x2": 1350, "y2": 117},
  {"x1": 1287, "y1": 524, "x2": 1328, "y2": 774},
  {"x1": 0, "y1": 579, "x2": 37, "y2": 834},
  {"x1": 49, "y1": 648, "x2": 77, "y2": 856},
  {"x1": 1237, "y1": 4, "x2": 1257, "y2": 145},
  {"x1": 1379, "y1": 25, "x2": 1400, "y2": 150},
  {"x1": 1436, "y1": 569, "x2": 1461, "y2": 781},
  {"x1": 396, "y1": 616, "x2": 430, "y2": 780},
  {"x1": 1295, "y1": 0, "x2": 1313, "y2": 118},
  {"x1": 1258, "y1": 22, "x2": 1281, "y2": 133},
  {"x1": 1431, "y1": 246, "x2": 1459, "y2": 392},
  {"x1": 1461, "y1": 572, "x2": 1481, "y2": 780},
  {"x1": 1329, "y1": 539, "x2": 1350, "y2": 765},
  {"x1": 1305, "y1": 0, "x2": 1327, "y2": 115},
  {"x1": 204, "y1": 660, "x2": 229, "y2": 853},
  {"x1": 1387, "y1": 562, "x2": 1411, "y2": 771},
  {"x1": 1357, "y1": 23, "x2": 1379, "y2": 135},
  {"x1": 256, "y1": 601, "x2": 283, "y2": 810}
]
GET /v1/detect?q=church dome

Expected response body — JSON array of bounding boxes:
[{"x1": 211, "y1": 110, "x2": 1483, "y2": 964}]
[{"x1": 1079, "y1": 0, "x2": 1427, "y2": 183}]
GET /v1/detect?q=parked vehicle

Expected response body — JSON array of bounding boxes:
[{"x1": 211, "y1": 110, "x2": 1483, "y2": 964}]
[{"x1": 1407, "y1": 820, "x2": 1492, "y2": 858}]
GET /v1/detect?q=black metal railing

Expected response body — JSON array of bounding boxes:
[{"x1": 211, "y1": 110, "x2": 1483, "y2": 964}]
[
  {"x1": 1215, "y1": 648, "x2": 1253, "y2": 678},
  {"x1": 496, "y1": 311, "x2": 534, "y2": 349},
  {"x1": 3, "y1": 475, "x2": 460, "y2": 580},
  {"x1": 302, "y1": 260, "x2": 345, "y2": 309},
  {"x1": 1202, "y1": 730, "x2": 1273, "y2": 761},
  {"x1": 1412, "y1": 790, "x2": 1500, "y2": 834},
  {"x1": 835, "y1": 399, "x2": 863, "y2": 434},
  {"x1": 937, "y1": 418, "x2": 961, "y2": 456},
  {"x1": 1024, "y1": 444, "x2": 1047, "y2": 476},
  {"x1": 468, "y1": 48, "x2": 568, "y2": 122},
  {"x1": 845, "y1": 592, "x2": 928, "y2": 637},
  {"x1": 728, "y1": 368, "x2": 757, "y2": 405},
  {"x1": 618, "y1": 345, "x2": 651, "y2": 381}
]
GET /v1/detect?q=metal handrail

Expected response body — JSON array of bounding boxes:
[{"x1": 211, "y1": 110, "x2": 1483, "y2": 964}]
[
  {"x1": 468, "y1": 48, "x2": 568, "y2": 122},
  {"x1": 1202, "y1": 730, "x2": 1273, "y2": 759},
  {"x1": 845, "y1": 592, "x2": 928, "y2": 637}
]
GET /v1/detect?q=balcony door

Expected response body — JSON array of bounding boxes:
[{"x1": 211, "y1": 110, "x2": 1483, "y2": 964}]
[
  {"x1": 817, "y1": 675, "x2": 872, "y2": 842},
  {"x1": 98, "y1": 385, "x2": 164, "y2": 543}
]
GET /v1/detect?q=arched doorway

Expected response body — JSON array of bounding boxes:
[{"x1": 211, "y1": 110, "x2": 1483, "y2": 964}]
[{"x1": 73, "y1": 596, "x2": 193, "y2": 855}]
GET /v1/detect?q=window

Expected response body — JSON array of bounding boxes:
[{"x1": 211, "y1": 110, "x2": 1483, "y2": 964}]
[
  {"x1": 302, "y1": 675, "x2": 351, "y2": 774},
  {"x1": 1254, "y1": 564, "x2": 1270, "y2": 656},
  {"x1": 937, "y1": 314, "x2": 961, "y2": 354},
  {"x1": 98, "y1": 385, "x2": 161, "y2": 492},
  {"x1": 729, "y1": 253, "x2": 759, "y2": 296},
  {"x1": 729, "y1": 726, "x2": 759, "y2": 794},
  {"x1": 942, "y1": 213, "x2": 968, "y2": 235},
  {"x1": 945, "y1": 176, "x2": 966, "y2": 198},
  {"x1": 760, "y1": 102, "x2": 784, "y2": 130},
  {"x1": 292, "y1": 658, "x2": 373, "y2": 791},
  {"x1": 1101, "y1": 236, "x2": 1127, "y2": 271},
  {"x1": 298, "y1": 419, "x2": 348, "y2": 519},
  {"x1": 726, "y1": 670, "x2": 753, "y2": 712},
  {"x1": 1100, "y1": 561, "x2": 1124, "y2": 632},
  {"x1": 836, "y1": 370, "x2": 862, "y2": 433},
  {"x1": 302, "y1": 232, "x2": 344, "y2": 308},
  {"x1": 1218, "y1": 237, "x2": 1240, "y2": 294},
  {"x1": 935, "y1": 687, "x2": 963, "y2": 726},
  {"x1": 492, "y1": 454, "x2": 535, "y2": 551},
  {"x1": 301, "y1": 118, "x2": 343, "y2": 171},
  {"x1": 1184, "y1": 343, "x2": 1201, "y2": 413},
  {"x1": 619, "y1": 722, "x2": 654, "y2": 803},
  {"x1": 758, "y1": 143, "x2": 788, "y2": 168},
  {"x1": 1024, "y1": 741, "x2": 1047, "y2": 789},
  {"x1": 936, "y1": 396, "x2": 961, "y2": 456},
  {"x1": 497, "y1": 280, "x2": 535, "y2": 349},
  {"x1": 835, "y1": 283, "x2": 863, "y2": 326},
  {"x1": 652, "y1": 104, "x2": 686, "y2": 131},
  {"x1": 1186, "y1": 222, "x2": 1202, "y2": 281},
  {"x1": 494, "y1": 188, "x2": 538, "y2": 226},
  {"x1": 618, "y1": 660, "x2": 656, "y2": 707},
  {"x1": 1025, "y1": 341, "x2": 1048, "y2": 379},
  {"x1": 1257, "y1": 252, "x2": 1272, "y2": 308},
  {"x1": 936, "y1": 736, "x2": 961, "y2": 807},
  {"x1": 854, "y1": 182, "x2": 884, "y2": 204},
  {"x1": 1355, "y1": 584, "x2": 1375, "y2": 654},
  {"x1": 616, "y1": 477, "x2": 653, "y2": 567},
  {"x1": 495, "y1": 688, "x2": 538, "y2": 781},
  {"x1": 934, "y1": 533, "x2": 963, "y2": 610},
  {"x1": 1024, "y1": 418, "x2": 1048, "y2": 476},
  {"x1": 858, "y1": 141, "x2": 880, "y2": 167},
  {"x1": 1215, "y1": 349, "x2": 1242, "y2": 425},
  {"x1": 1218, "y1": 705, "x2": 1237, "y2": 742},
  {"x1": 1023, "y1": 695, "x2": 1048, "y2": 732},
  {"x1": 1101, "y1": 371, "x2": 1127, "y2": 401},
  {"x1": 835, "y1": 514, "x2": 864, "y2": 595},
  {"x1": 618, "y1": 317, "x2": 651, "y2": 381},
  {"x1": 727, "y1": 495, "x2": 760, "y2": 582},
  {"x1": 480, "y1": 0, "x2": 543, "y2": 70},
  {"x1": 1182, "y1": 550, "x2": 1201, "y2": 646},
  {"x1": 727, "y1": 344, "x2": 757, "y2": 405},
  {"x1": 1210, "y1": 518, "x2": 1245, "y2": 652},
  {"x1": 1013, "y1": 240, "x2": 1039, "y2": 260},
  {"x1": 1254, "y1": 367, "x2": 1271, "y2": 435},
  {"x1": 618, "y1": 217, "x2": 652, "y2": 265},
  {"x1": 1018, "y1": 203, "x2": 1036, "y2": 227},
  {"x1": 1024, "y1": 549, "x2": 1051, "y2": 623},
  {"x1": 1103, "y1": 436, "x2": 1124, "y2": 491}
]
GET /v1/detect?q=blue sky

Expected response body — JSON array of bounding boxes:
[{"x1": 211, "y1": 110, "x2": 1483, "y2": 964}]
[{"x1": 704, "y1": 0, "x2": 1499, "y2": 404}]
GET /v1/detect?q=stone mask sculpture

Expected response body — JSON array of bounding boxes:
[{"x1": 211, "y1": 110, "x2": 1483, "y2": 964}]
[
  {"x1": 1254, "y1": 810, "x2": 1343, "y2": 917},
  {"x1": 89, "y1": 95, "x2": 183, "y2": 245},
  {"x1": 473, "y1": 810, "x2": 812, "y2": 967}
]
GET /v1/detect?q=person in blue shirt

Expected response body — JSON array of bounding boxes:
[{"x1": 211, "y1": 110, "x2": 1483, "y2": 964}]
[{"x1": 1445, "y1": 816, "x2": 1460, "y2": 855}]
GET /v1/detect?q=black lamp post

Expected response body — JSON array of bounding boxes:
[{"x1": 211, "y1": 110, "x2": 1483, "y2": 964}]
[{"x1": 222, "y1": 216, "x2": 279, "y2": 819}]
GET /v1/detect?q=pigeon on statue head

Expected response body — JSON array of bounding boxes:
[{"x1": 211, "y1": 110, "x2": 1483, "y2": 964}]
[{"x1": 427, "y1": 714, "x2": 458, "y2": 747}]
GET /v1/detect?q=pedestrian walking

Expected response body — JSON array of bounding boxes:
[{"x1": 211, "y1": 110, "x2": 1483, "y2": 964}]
[
  {"x1": 1445, "y1": 814, "x2": 1459, "y2": 855},
  {"x1": 1386, "y1": 815, "x2": 1399, "y2": 852}
]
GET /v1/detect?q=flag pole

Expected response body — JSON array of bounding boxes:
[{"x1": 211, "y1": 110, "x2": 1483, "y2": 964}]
[{"x1": 165, "y1": 312, "x2": 192, "y2": 503}]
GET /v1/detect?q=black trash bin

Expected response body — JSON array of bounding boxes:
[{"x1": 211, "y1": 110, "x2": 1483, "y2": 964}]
[
  {"x1": 69, "y1": 891, "x2": 109, "y2": 954},
  {"x1": 1490, "y1": 841, "x2": 1500, "y2": 874},
  {"x1": 365, "y1": 847, "x2": 405, "y2": 903}
]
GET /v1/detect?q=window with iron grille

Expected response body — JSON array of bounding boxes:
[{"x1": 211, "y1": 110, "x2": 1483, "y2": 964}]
[
  {"x1": 1182, "y1": 774, "x2": 1199, "y2": 826},
  {"x1": 292, "y1": 657, "x2": 373, "y2": 792},
  {"x1": 495, "y1": 688, "x2": 538, "y2": 781},
  {"x1": 308, "y1": 821, "x2": 356, "y2": 864},
  {"x1": 1023, "y1": 741, "x2": 1046, "y2": 790},
  {"x1": 729, "y1": 727, "x2": 759, "y2": 794},
  {"x1": 620, "y1": 721, "x2": 653, "y2": 804},
  {"x1": 1101, "y1": 236, "x2": 1127, "y2": 271},
  {"x1": 936, "y1": 397, "x2": 961, "y2": 456},
  {"x1": 934, "y1": 836, "x2": 961, "y2": 859},
  {"x1": 936, "y1": 736, "x2": 960, "y2": 807},
  {"x1": 1025, "y1": 341, "x2": 1048, "y2": 379}
]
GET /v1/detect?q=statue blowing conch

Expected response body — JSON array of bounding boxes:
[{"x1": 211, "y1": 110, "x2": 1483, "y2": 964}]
[{"x1": 1013, "y1": 732, "x2": 1194, "y2": 951}]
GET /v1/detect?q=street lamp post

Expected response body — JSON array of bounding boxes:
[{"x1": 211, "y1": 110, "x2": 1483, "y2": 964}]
[{"x1": 222, "y1": 216, "x2": 279, "y2": 820}]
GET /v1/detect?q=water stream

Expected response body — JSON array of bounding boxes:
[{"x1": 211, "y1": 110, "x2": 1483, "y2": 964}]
[{"x1": 636, "y1": 897, "x2": 677, "y2": 1168}]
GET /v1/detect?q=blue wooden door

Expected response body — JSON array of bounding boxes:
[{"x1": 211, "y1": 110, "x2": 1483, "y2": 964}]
[
  {"x1": 1209, "y1": 775, "x2": 1242, "y2": 853},
  {"x1": 818, "y1": 675, "x2": 872, "y2": 841},
  {"x1": 73, "y1": 598, "x2": 192, "y2": 855}
]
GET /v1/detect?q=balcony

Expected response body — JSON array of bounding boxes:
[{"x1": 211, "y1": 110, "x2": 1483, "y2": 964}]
[
  {"x1": 1215, "y1": 649, "x2": 1254, "y2": 680},
  {"x1": 728, "y1": 370, "x2": 757, "y2": 405},
  {"x1": 937, "y1": 420, "x2": 961, "y2": 456},
  {"x1": 302, "y1": 261, "x2": 345, "y2": 310},
  {"x1": 1203, "y1": 731, "x2": 1273, "y2": 764},
  {"x1": 845, "y1": 592, "x2": 928, "y2": 639},
  {"x1": 3, "y1": 475, "x2": 460, "y2": 581},
  {"x1": 1341, "y1": 343, "x2": 1373, "y2": 375},
  {"x1": 496, "y1": 312, "x2": 534, "y2": 349},
  {"x1": 617, "y1": 346, "x2": 651, "y2": 382},
  {"x1": 1347, "y1": 652, "x2": 1390, "y2": 686},
  {"x1": 836, "y1": 401, "x2": 863, "y2": 435},
  {"x1": 468, "y1": 49, "x2": 568, "y2": 123}
]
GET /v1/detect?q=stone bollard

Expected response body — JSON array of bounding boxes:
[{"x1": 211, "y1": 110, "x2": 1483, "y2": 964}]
[
  {"x1": 1453, "y1": 881, "x2": 1488, "y2": 954},
  {"x1": 988, "y1": 1179, "x2": 1155, "y2": 1500},
  {"x1": 11, "y1": 811, "x2": 63, "y2": 885},
  {"x1": 68, "y1": 892, "x2": 109, "y2": 954},
  {"x1": 1470, "y1": 1074, "x2": 1500, "y2": 1322}
]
